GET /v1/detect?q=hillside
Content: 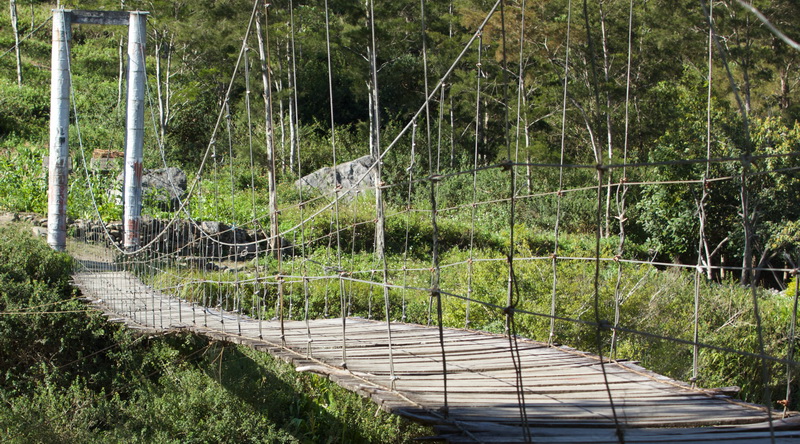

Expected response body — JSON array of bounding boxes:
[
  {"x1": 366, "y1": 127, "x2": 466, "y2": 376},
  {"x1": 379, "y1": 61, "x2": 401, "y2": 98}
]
[{"x1": 1, "y1": 0, "x2": 800, "y2": 425}]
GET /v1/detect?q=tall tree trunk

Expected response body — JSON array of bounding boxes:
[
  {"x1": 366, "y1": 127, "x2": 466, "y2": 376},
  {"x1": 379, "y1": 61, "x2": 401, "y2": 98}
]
[
  {"x1": 289, "y1": 92, "x2": 296, "y2": 174},
  {"x1": 275, "y1": 42, "x2": 286, "y2": 175},
  {"x1": 117, "y1": 36, "x2": 124, "y2": 109},
  {"x1": 153, "y1": 32, "x2": 175, "y2": 144},
  {"x1": 740, "y1": 15, "x2": 753, "y2": 114},
  {"x1": 163, "y1": 35, "x2": 174, "y2": 142},
  {"x1": 702, "y1": 5, "x2": 714, "y2": 281},
  {"x1": 10, "y1": 0, "x2": 22, "y2": 87},
  {"x1": 740, "y1": 173, "x2": 754, "y2": 286},
  {"x1": 286, "y1": 40, "x2": 296, "y2": 175},
  {"x1": 600, "y1": 1, "x2": 613, "y2": 238},
  {"x1": 779, "y1": 63, "x2": 792, "y2": 110},
  {"x1": 366, "y1": 5, "x2": 384, "y2": 265},
  {"x1": 256, "y1": 3, "x2": 284, "y2": 339},
  {"x1": 154, "y1": 31, "x2": 174, "y2": 144},
  {"x1": 256, "y1": 8, "x2": 279, "y2": 257},
  {"x1": 483, "y1": 103, "x2": 489, "y2": 158},
  {"x1": 448, "y1": 0, "x2": 455, "y2": 169},
  {"x1": 275, "y1": 74, "x2": 286, "y2": 173},
  {"x1": 450, "y1": 90, "x2": 455, "y2": 169},
  {"x1": 522, "y1": 94, "x2": 532, "y2": 194}
]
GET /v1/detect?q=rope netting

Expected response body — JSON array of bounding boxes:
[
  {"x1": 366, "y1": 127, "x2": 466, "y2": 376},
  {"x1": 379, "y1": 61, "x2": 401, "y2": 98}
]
[{"x1": 56, "y1": 0, "x2": 800, "y2": 438}]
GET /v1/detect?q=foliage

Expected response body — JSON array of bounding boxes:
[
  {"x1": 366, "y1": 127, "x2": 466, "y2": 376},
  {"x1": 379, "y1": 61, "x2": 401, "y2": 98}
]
[
  {"x1": 0, "y1": 226, "x2": 430, "y2": 443},
  {"x1": 4, "y1": 0, "x2": 800, "y2": 424},
  {"x1": 3, "y1": 0, "x2": 799, "y2": 271},
  {"x1": 787, "y1": 276, "x2": 799, "y2": 300},
  {"x1": 0, "y1": 139, "x2": 47, "y2": 214},
  {"x1": 0, "y1": 80, "x2": 50, "y2": 139}
]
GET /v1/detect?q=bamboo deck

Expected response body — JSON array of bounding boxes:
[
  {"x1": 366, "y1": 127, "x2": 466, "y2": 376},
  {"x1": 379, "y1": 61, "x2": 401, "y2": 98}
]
[{"x1": 72, "y1": 269, "x2": 800, "y2": 443}]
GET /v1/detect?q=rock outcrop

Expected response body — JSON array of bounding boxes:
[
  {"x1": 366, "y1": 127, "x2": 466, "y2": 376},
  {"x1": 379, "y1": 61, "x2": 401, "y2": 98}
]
[
  {"x1": 141, "y1": 167, "x2": 187, "y2": 210},
  {"x1": 114, "y1": 167, "x2": 187, "y2": 210},
  {"x1": 295, "y1": 155, "x2": 376, "y2": 197}
]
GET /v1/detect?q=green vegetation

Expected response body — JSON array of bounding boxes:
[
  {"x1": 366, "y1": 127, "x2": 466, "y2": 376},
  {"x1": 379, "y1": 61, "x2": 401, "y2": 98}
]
[
  {"x1": 0, "y1": 226, "x2": 430, "y2": 442},
  {"x1": 2, "y1": 0, "x2": 799, "y2": 269},
  {"x1": 2, "y1": 0, "x2": 800, "y2": 428}
]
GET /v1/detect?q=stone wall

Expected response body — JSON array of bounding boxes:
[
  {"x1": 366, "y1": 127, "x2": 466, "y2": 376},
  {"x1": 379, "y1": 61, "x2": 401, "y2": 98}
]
[{"x1": 71, "y1": 216, "x2": 290, "y2": 262}]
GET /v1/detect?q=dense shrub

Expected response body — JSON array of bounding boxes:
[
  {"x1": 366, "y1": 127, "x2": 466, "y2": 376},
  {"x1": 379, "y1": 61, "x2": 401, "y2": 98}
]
[{"x1": 0, "y1": 226, "x2": 430, "y2": 443}]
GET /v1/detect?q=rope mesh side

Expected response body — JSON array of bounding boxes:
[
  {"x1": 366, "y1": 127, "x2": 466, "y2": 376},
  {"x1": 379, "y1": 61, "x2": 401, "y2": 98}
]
[
  {"x1": 550, "y1": 0, "x2": 572, "y2": 346},
  {"x1": 56, "y1": 2, "x2": 800, "y2": 441},
  {"x1": 466, "y1": 33, "x2": 483, "y2": 331},
  {"x1": 609, "y1": 0, "x2": 634, "y2": 360}
]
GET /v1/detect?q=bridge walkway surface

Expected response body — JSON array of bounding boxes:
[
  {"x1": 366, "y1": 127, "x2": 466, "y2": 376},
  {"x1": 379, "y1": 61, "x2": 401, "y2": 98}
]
[{"x1": 71, "y1": 265, "x2": 800, "y2": 443}]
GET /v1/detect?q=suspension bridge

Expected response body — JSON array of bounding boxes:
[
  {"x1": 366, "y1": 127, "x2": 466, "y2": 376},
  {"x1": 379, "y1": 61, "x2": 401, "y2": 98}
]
[
  {"x1": 28, "y1": 0, "x2": 800, "y2": 442},
  {"x1": 69, "y1": 249, "x2": 800, "y2": 443}
]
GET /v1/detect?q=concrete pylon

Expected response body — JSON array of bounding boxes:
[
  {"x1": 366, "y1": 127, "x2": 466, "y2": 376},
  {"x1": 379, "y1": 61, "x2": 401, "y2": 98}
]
[
  {"x1": 122, "y1": 12, "x2": 147, "y2": 250},
  {"x1": 47, "y1": 9, "x2": 71, "y2": 251},
  {"x1": 46, "y1": 10, "x2": 149, "y2": 252}
]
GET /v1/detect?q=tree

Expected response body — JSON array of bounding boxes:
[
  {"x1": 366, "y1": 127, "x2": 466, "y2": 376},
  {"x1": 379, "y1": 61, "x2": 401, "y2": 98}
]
[{"x1": 10, "y1": 0, "x2": 22, "y2": 87}]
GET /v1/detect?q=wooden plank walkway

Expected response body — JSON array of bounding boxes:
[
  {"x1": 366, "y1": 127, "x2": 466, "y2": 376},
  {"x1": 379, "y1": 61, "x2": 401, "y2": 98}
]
[{"x1": 71, "y1": 269, "x2": 800, "y2": 443}]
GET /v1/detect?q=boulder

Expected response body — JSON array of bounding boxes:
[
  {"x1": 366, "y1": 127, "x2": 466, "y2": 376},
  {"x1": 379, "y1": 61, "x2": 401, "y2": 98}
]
[
  {"x1": 198, "y1": 220, "x2": 253, "y2": 259},
  {"x1": 141, "y1": 167, "x2": 187, "y2": 210},
  {"x1": 200, "y1": 220, "x2": 226, "y2": 237},
  {"x1": 200, "y1": 221, "x2": 246, "y2": 244},
  {"x1": 116, "y1": 167, "x2": 187, "y2": 210},
  {"x1": 295, "y1": 155, "x2": 377, "y2": 197}
]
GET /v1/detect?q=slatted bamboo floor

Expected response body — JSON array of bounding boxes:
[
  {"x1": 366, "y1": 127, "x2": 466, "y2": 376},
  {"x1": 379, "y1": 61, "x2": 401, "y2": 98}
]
[{"x1": 71, "y1": 267, "x2": 800, "y2": 443}]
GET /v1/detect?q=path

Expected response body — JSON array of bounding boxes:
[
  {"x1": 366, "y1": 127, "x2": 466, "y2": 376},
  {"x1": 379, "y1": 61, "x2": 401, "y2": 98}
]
[{"x1": 71, "y1": 266, "x2": 800, "y2": 443}]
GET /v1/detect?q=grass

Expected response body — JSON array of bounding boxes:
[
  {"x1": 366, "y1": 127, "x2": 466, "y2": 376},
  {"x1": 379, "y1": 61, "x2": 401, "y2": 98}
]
[{"x1": 0, "y1": 224, "x2": 432, "y2": 443}]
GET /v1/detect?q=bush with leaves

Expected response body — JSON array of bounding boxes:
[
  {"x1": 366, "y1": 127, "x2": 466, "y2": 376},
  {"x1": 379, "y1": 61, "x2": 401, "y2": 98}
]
[{"x1": 0, "y1": 226, "x2": 430, "y2": 442}]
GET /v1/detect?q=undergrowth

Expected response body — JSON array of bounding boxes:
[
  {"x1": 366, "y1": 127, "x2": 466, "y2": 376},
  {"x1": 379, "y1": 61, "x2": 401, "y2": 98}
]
[{"x1": 0, "y1": 226, "x2": 431, "y2": 443}]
